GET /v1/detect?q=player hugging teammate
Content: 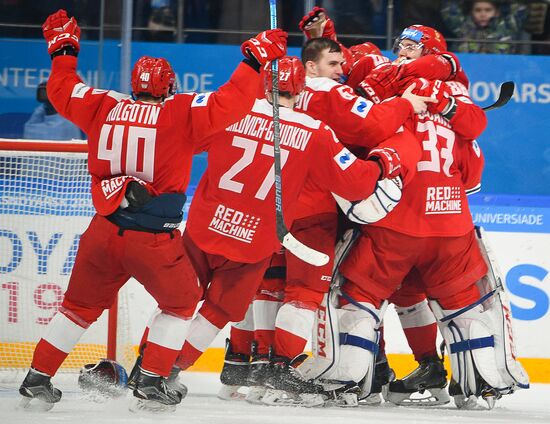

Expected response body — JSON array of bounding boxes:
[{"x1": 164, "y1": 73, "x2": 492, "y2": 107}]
[{"x1": 19, "y1": 5, "x2": 528, "y2": 415}]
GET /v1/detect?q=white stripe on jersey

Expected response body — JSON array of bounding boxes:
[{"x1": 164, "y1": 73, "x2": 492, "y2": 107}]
[
  {"x1": 71, "y1": 82, "x2": 90, "y2": 98},
  {"x1": 305, "y1": 76, "x2": 340, "y2": 92},
  {"x1": 252, "y1": 98, "x2": 321, "y2": 130}
]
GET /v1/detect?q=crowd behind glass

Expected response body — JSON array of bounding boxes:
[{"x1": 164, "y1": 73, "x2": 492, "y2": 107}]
[{"x1": 1, "y1": 0, "x2": 549, "y2": 55}]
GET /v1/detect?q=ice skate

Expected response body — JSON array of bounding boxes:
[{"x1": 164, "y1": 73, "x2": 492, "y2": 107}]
[
  {"x1": 130, "y1": 368, "x2": 184, "y2": 413},
  {"x1": 448, "y1": 376, "x2": 502, "y2": 410},
  {"x1": 322, "y1": 382, "x2": 362, "y2": 408},
  {"x1": 360, "y1": 359, "x2": 396, "y2": 405},
  {"x1": 386, "y1": 355, "x2": 450, "y2": 406},
  {"x1": 245, "y1": 346, "x2": 272, "y2": 404},
  {"x1": 262, "y1": 355, "x2": 326, "y2": 407},
  {"x1": 18, "y1": 368, "x2": 62, "y2": 412},
  {"x1": 217, "y1": 339, "x2": 250, "y2": 401}
]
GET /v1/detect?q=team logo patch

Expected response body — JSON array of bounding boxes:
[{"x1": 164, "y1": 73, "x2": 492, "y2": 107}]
[
  {"x1": 334, "y1": 148, "x2": 356, "y2": 170},
  {"x1": 191, "y1": 92, "x2": 212, "y2": 107},
  {"x1": 351, "y1": 97, "x2": 372, "y2": 118},
  {"x1": 425, "y1": 185, "x2": 462, "y2": 215}
]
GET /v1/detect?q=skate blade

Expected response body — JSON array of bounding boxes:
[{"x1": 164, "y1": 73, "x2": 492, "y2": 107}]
[
  {"x1": 359, "y1": 392, "x2": 382, "y2": 406},
  {"x1": 217, "y1": 384, "x2": 247, "y2": 401},
  {"x1": 325, "y1": 392, "x2": 359, "y2": 408},
  {"x1": 262, "y1": 389, "x2": 325, "y2": 407},
  {"x1": 453, "y1": 394, "x2": 484, "y2": 410},
  {"x1": 129, "y1": 397, "x2": 177, "y2": 413},
  {"x1": 16, "y1": 396, "x2": 55, "y2": 412},
  {"x1": 245, "y1": 386, "x2": 266, "y2": 404},
  {"x1": 386, "y1": 387, "x2": 450, "y2": 407}
]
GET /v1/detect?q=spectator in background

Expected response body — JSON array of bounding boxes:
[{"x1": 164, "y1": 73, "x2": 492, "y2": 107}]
[
  {"x1": 441, "y1": 0, "x2": 528, "y2": 54},
  {"x1": 398, "y1": 0, "x2": 452, "y2": 39},
  {"x1": 23, "y1": 82, "x2": 83, "y2": 140},
  {"x1": 524, "y1": 1, "x2": 550, "y2": 55}
]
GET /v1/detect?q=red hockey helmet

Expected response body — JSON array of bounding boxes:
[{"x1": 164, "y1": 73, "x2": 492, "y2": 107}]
[
  {"x1": 349, "y1": 42, "x2": 383, "y2": 61},
  {"x1": 264, "y1": 56, "x2": 305, "y2": 97},
  {"x1": 131, "y1": 56, "x2": 176, "y2": 98},
  {"x1": 393, "y1": 25, "x2": 447, "y2": 55}
]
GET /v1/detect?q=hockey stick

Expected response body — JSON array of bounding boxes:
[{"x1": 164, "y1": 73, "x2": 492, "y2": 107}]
[
  {"x1": 482, "y1": 81, "x2": 515, "y2": 111},
  {"x1": 268, "y1": 0, "x2": 329, "y2": 266}
]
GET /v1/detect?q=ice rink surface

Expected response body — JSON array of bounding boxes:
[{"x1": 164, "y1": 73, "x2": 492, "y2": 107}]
[{"x1": 1, "y1": 372, "x2": 549, "y2": 424}]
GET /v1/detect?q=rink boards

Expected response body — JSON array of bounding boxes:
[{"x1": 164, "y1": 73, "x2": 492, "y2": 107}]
[{"x1": 1, "y1": 190, "x2": 549, "y2": 382}]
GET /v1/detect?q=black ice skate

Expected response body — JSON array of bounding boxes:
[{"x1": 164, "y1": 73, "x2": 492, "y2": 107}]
[
  {"x1": 217, "y1": 338, "x2": 250, "y2": 401},
  {"x1": 262, "y1": 354, "x2": 327, "y2": 407},
  {"x1": 18, "y1": 368, "x2": 62, "y2": 411},
  {"x1": 127, "y1": 353, "x2": 186, "y2": 396},
  {"x1": 386, "y1": 355, "x2": 450, "y2": 406},
  {"x1": 360, "y1": 359, "x2": 396, "y2": 405},
  {"x1": 245, "y1": 342, "x2": 273, "y2": 404},
  {"x1": 130, "y1": 367, "x2": 184, "y2": 412}
]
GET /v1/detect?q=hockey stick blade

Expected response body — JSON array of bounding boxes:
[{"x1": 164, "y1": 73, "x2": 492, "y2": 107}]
[
  {"x1": 281, "y1": 232, "x2": 330, "y2": 266},
  {"x1": 482, "y1": 81, "x2": 514, "y2": 111}
]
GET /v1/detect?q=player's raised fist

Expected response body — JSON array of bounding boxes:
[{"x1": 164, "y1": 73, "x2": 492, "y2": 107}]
[
  {"x1": 298, "y1": 7, "x2": 336, "y2": 40},
  {"x1": 241, "y1": 29, "x2": 288, "y2": 66},
  {"x1": 367, "y1": 147, "x2": 402, "y2": 180},
  {"x1": 42, "y1": 9, "x2": 80, "y2": 55}
]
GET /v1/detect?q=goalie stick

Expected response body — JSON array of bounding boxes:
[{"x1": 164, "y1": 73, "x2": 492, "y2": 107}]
[
  {"x1": 268, "y1": 0, "x2": 329, "y2": 267},
  {"x1": 482, "y1": 81, "x2": 514, "y2": 111}
]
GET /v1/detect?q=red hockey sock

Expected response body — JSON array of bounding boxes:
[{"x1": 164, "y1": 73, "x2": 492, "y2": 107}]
[
  {"x1": 274, "y1": 327, "x2": 307, "y2": 359},
  {"x1": 403, "y1": 323, "x2": 438, "y2": 362},
  {"x1": 141, "y1": 341, "x2": 180, "y2": 377},
  {"x1": 31, "y1": 338, "x2": 69, "y2": 377},
  {"x1": 230, "y1": 326, "x2": 254, "y2": 356},
  {"x1": 174, "y1": 341, "x2": 203, "y2": 371}
]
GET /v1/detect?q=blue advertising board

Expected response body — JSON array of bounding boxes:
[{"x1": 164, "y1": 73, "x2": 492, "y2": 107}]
[{"x1": 0, "y1": 38, "x2": 549, "y2": 196}]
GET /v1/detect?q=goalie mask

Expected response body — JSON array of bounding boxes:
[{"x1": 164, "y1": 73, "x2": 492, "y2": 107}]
[
  {"x1": 131, "y1": 56, "x2": 176, "y2": 99},
  {"x1": 393, "y1": 25, "x2": 447, "y2": 55},
  {"x1": 264, "y1": 56, "x2": 306, "y2": 97},
  {"x1": 78, "y1": 359, "x2": 128, "y2": 397}
]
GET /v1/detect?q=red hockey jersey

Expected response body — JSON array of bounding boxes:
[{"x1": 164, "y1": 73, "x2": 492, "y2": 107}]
[
  {"x1": 47, "y1": 55, "x2": 261, "y2": 213},
  {"x1": 372, "y1": 81, "x2": 486, "y2": 237},
  {"x1": 295, "y1": 76, "x2": 414, "y2": 149},
  {"x1": 186, "y1": 98, "x2": 387, "y2": 263}
]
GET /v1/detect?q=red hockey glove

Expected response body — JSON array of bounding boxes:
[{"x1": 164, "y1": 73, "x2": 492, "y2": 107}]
[
  {"x1": 400, "y1": 54, "x2": 453, "y2": 82},
  {"x1": 356, "y1": 64, "x2": 403, "y2": 103},
  {"x1": 42, "y1": 9, "x2": 80, "y2": 55},
  {"x1": 367, "y1": 147, "x2": 401, "y2": 180},
  {"x1": 410, "y1": 78, "x2": 456, "y2": 117},
  {"x1": 298, "y1": 7, "x2": 337, "y2": 40},
  {"x1": 241, "y1": 29, "x2": 288, "y2": 66}
]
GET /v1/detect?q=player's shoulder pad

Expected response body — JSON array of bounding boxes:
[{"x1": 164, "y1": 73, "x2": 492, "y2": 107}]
[{"x1": 306, "y1": 76, "x2": 341, "y2": 92}]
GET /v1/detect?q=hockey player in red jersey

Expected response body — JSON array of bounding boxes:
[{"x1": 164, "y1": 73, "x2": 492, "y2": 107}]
[
  {"x1": 214, "y1": 35, "x2": 434, "y2": 406},
  {"x1": 162, "y1": 56, "x2": 417, "y2": 394},
  {"x1": 18, "y1": 9, "x2": 288, "y2": 412},
  {"x1": 309, "y1": 73, "x2": 529, "y2": 407},
  {"x1": 297, "y1": 11, "x2": 494, "y2": 405}
]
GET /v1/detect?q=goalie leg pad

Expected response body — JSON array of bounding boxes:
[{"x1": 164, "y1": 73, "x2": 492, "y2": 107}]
[{"x1": 431, "y1": 294, "x2": 529, "y2": 400}]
